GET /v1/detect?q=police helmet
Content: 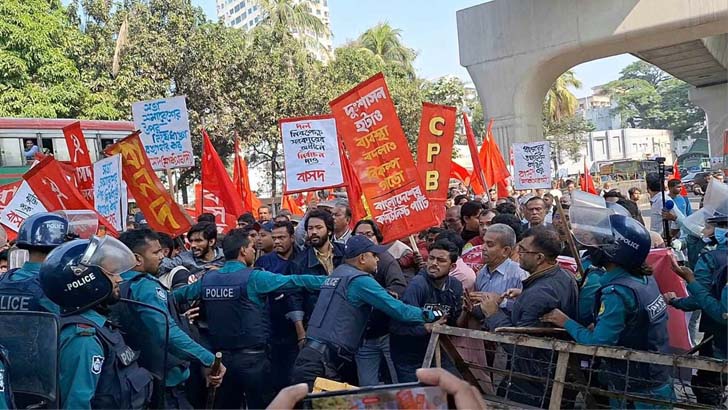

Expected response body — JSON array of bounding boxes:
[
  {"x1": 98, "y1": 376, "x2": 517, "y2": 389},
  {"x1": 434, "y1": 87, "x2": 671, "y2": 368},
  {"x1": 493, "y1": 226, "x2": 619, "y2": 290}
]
[
  {"x1": 16, "y1": 213, "x2": 69, "y2": 251},
  {"x1": 601, "y1": 214, "x2": 651, "y2": 269},
  {"x1": 39, "y1": 236, "x2": 136, "y2": 315}
]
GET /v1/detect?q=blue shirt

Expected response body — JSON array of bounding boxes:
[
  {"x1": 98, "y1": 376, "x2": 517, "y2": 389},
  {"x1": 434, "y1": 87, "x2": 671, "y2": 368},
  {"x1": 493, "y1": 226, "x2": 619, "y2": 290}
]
[
  {"x1": 672, "y1": 243, "x2": 726, "y2": 311},
  {"x1": 120, "y1": 270, "x2": 214, "y2": 387},
  {"x1": 10, "y1": 262, "x2": 59, "y2": 314},
  {"x1": 565, "y1": 267, "x2": 642, "y2": 346},
  {"x1": 345, "y1": 275, "x2": 428, "y2": 324},
  {"x1": 59, "y1": 310, "x2": 106, "y2": 409},
  {"x1": 473, "y1": 258, "x2": 526, "y2": 322},
  {"x1": 24, "y1": 145, "x2": 39, "y2": 160},
  {"x1": 577, "y1": 266, "x2": 605, "y2": 326},
  {"x1": 173, "y1": 260, "x2": 326, "y2": 308}
]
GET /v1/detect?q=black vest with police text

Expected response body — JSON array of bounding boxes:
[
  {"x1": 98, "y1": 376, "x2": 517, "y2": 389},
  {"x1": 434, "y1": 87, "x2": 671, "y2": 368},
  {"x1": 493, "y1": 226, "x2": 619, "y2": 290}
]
[
  {"x1": 594, "y1": 274, "x2": 670, "y2": 390},
  {"x1": 306, "y1": 264, "x2": 371, "y2": 356},
  {"x1": 61, "y1": 314, "x2": 153, "y2": 409},
  {"x1": 0, "y1": 269, "x2": 45, "y2": 312},
  {"x1": 201, "y1": 267, "x2": 270, "y2": 350}
]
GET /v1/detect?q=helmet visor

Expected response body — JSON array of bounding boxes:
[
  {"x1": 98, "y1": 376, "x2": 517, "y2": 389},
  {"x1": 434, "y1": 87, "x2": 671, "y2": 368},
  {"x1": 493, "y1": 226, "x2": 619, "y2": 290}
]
[
  {"x1": 80, "y1": 235, "x2": 136, "y2": 275},
  {"x1": 703, "y1": 179, "x2": 728, "y2": 217},
  {"x1": 571, "y1": 190, "x2": 606, "y2": 209},
  {"x1": 606, "y1": 202, "x2": 631, "y2": 217},
  {"x1": 570, "y1": 205, "x2": 615, "y2": 247}
]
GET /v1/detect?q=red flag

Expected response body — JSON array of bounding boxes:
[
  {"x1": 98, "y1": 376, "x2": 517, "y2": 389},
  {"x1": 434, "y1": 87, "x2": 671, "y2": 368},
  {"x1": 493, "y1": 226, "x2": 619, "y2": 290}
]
[
  {"x1": 339, "y1": 140, "x2": 368, "y2": 223},
  {"x1": 416, "y1": 103, "x2": 456, "y2": 205},
  {"x1": 485, "y1": 121, "x2": 511, "y2": 184},
  {"x1": 62, "y1": 122, "x2": 94, "y2": 204},
  {"x1": 581, "y1": 158, "x2": 597, "y2": 194},
  {"x1": 23, "y1": 156, "x2": 117, "y2": 236},
  {"x1": 282, "y1": 194, "x2": 305, "y2": 216},
  {"x1": 232, "y1": 136, "x2": 262, "y2": 218},
  {"x1": 0, "y1": 181, "x2": 21, "y2": 214},
  {"x1": 105, "y1": 132, "x2": 191, "y2": 236},
  {"x1": 672, "y1": 160, "x2": 688, "y2": 196},
  {"x1": 463, "y1": 113, "x2": 488, "y2": 194},
  {"x1": 450, "y1": 161, "x2": 471, "y2": 184},
  {"x1": 202, "y1": 130, "x2": 246, "y2": 230}
]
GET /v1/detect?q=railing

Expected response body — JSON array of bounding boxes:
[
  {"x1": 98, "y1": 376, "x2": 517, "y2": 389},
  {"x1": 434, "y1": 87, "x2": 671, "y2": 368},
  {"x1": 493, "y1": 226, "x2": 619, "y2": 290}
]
[{"x1": 423, "y1": 325, "x2": 728, "y2": 409}]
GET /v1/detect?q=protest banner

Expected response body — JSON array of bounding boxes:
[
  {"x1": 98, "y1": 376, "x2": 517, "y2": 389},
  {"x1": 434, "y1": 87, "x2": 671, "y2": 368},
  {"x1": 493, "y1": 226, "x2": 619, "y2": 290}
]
[
  {"x1": 0, "y1": 181, "x2": 22, "y2": 214},
  {"x1": 93, "y1": 154, "x2": 124, "y2": 232},
  {"x1": 279, "y1": 115, "x2": 345, "y2": 194},
  {"x1": 647, "y1": 248, "x2": 692, "y2": 352},
  {"x1": 201, "y1": 129, "x2": 245, "y2": 230},
  {"x1": 105, "y1": 131, "x2": 191, "y2": 236},
  {"x1": 62, "y1": 121, "x2": 94, "y2": 203},
  {"x1": 416, "y1": 102, "x2": 456, "y2": 217},
  {"x1": 132, "y1": 95, "x2": 194, "y2": 170},
  {"x1": 0, "y1": 182, "x2": 47, "y2": 235},
  {"x1": 23, "y1": 156, "x2": 118, "y2": 236},
  {"x1": 330, "y1": 72, "x2": 436, "y2": 242},
  {"x1": 512, "y1": 141, "x2": 552, "y2": 190}
]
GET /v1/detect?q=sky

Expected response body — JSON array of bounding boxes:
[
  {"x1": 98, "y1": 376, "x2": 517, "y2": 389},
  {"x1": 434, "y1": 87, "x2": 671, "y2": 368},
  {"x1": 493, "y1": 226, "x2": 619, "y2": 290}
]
[{"x1": 192, "y1": 0, "x2": 638, "y2": 98}]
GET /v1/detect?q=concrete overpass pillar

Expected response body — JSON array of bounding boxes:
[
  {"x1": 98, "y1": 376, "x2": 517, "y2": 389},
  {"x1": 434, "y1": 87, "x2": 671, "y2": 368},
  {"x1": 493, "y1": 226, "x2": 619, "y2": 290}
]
[{"x1": 689, "y1": 83, "x2": 728, "y2": 157}]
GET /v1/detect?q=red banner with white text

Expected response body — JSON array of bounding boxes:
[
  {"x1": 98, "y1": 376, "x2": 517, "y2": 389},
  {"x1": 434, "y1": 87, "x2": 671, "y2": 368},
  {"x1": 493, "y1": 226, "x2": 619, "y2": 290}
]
[
  {"x1": 416, "y1": 102, "x2": 456, "y2": 220},
  {"x1": 23, "y1": 156, "x2": 117, "y2": 236},
  {"x1": 62, "y1": 121, "x2": 95, "y2": 204},
  {"x1": 330, "y1": 72, "x2": 436, "y2": 242},
  {"x1": 105, "y1": 132, "x2": 191, "y2": 236},
  {"x1": 202, "y1": 129, "x2": 245, "y2": 230}
]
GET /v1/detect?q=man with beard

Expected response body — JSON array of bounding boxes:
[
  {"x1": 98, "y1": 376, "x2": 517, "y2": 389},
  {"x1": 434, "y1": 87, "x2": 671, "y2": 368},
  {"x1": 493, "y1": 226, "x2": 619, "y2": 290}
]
[
  {"x1": 444, "y1": 205, "x2": 463, "y2": 233},
  {"x1": 119, "y1": 229, "x2": 225, "y2": 408},
  {"x1": 287, "y1": 209, "x2": 345, "y2": 330},
  {"x1": 40, "y1": 236, "x2": 155, "y2": 409},
  {"x1": 255, "y1": 221, "x2": 302, "y2": 392},
  {"x1": 160, "y1": 222, "x2": 224, "y2": 278},
  {"x1": 390, "y1": 239, "x2": 462, "y2": 382}
]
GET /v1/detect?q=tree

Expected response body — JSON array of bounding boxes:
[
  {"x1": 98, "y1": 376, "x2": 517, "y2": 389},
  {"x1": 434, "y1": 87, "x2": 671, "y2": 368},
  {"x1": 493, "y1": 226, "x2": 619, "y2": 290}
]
[
  {"x1": 257, "y1": 0, "x2": 329, "y2": 54},
  {"x1": 544, "y1": 114, "x2": 595, "y2": 170},
  {"x1": 0, "y1": 0, "x2": 87, "y2": 118},
  {"x1": 357, "y1": 23, "x2": 416, "y2": 77},
  {"x1": 422, "y1": 75, "x2": 485, "y2": 143},
  {"x1": 604, "y1": 61, "x2": 705, "y2": 139},
  {"x1": 544, "y1": 70, "x2": 582, "y2": 122}
]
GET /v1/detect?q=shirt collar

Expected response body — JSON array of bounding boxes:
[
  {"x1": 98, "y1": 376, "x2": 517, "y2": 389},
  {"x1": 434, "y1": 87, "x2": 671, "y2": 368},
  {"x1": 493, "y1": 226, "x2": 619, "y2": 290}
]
[
  {"x1": 650, "y1": 192, "x2": 663, "y2": 204},
  {"x1": 21, "y1": 261, "x2": 42, "y2": 272},
  {"x1": 81, "y1": 309, "x2": 108, "y2": 327},
  {"x1": 220, "y1": 260, "x2": 247, "y2": 273},
  {"x1": 485, "y1": 258, "x2": 509, "y2": 276},
  {"x1": 334, "y1": 228, "x2": 351, "y2": 241}
]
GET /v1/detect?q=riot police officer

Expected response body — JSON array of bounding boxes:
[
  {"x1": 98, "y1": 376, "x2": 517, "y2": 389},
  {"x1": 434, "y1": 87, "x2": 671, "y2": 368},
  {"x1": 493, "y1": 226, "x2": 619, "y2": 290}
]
[
  {"x1": 542, "y1": 213, "x2": 674, "y2": 407},
  {"x1": 39, "y1": 235, "x2": 154, "y2": 409},
  {"x1": 0, "y1": 213, "x2": 69, "y2": 314}
]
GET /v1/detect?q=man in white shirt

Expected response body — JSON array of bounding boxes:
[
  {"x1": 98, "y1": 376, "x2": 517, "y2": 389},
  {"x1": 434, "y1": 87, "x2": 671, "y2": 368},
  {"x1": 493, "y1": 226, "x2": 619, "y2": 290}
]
[{"x1": 646, "y1": 172, "x2": 666, "y2": 234}]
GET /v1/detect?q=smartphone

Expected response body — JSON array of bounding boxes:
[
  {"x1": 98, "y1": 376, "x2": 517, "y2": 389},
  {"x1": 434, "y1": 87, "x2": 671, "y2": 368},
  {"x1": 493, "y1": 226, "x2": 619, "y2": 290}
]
[{"x1": 301, "y1": 382, "x2": 450, "y2": 410}]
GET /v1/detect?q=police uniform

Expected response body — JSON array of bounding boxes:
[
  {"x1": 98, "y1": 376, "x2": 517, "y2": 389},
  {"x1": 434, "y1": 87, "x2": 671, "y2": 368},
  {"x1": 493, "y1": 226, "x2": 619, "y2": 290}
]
[
  {"x1": 118, "y1": 270, "x2": 212, "y2": 409},
  {"x1": 564, "y1": 267, "x2": 674, "y2": 407},
  {"x1": 0, "y1": 345, "x2": 13, "y2": 409},
  {"x1": 59, "y1": 310, "x2": 153, "y2": 409},
  {"x1": 172, "y1": 260, "x2": 326, "y2": 409},
  {"x1": 0, "y1": 263, "x2": 59, "y2": 314},
  {"x1": 291, "y1": 237, "x2": 438, "y2": 388}
]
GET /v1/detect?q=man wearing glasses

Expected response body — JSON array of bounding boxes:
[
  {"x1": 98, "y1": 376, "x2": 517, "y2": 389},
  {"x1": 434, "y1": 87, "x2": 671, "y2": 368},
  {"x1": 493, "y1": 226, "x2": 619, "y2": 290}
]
[{"x1": 474, "y1": 226, "x2": 578, "y2": 407}]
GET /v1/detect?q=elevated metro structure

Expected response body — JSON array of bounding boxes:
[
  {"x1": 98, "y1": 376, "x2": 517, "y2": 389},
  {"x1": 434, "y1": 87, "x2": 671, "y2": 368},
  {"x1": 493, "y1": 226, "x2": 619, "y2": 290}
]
[{"x1": 457, "y1": 0, "x2": 728, "y2": 160}]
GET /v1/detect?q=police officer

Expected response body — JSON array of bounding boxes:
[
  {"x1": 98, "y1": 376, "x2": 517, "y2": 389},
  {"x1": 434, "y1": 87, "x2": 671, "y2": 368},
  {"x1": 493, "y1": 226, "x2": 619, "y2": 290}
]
[
  {"x1": 117, "y1": 228, "x2": 225, "y2": 409},
  {"x1": 0, "y1": 212, "x2": 68, "y2": 314},
  {"x1": 290, "y1": 235, "x2": 442, "y2": 388},
  {"x1": 542, "y1": 214, "x2": 674, "y2": 408},
  {"x1": 663, "y1": 213, "x2": 727, "y2": 406},
  {"x1": 39, "y1": 236, "x2": 154, "y2": 409},
  {"x1": 0, "y1": 345, "x2": 13, "y2": 409},
  {"x1": 173, "y1": 228, "x2": 327, "y2": 409}
]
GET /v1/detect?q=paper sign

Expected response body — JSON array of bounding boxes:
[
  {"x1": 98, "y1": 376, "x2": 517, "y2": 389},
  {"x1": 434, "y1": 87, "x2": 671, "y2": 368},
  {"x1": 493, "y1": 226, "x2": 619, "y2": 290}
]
[
  {"x1": 330, "y1": 72, "x2": 436, "y2": 242},
  {"x1": 279, "y1": 115, "x2": 345, "y2": 194},
  {"x1": 0, "y1": 182, "x2": 48, "y2": 232},
  {"x1": 94, "y1": 155, "x2": 124, "y2": 232},
  {"x1": 132, "y1": 95, "x2": 194, "y2": 170},
  {"x1": 512, "y1": 141, "x2": 552, "y2": 190},
  {"x1": 0, "y1": 181, "x2": 22, "y2": 214}
]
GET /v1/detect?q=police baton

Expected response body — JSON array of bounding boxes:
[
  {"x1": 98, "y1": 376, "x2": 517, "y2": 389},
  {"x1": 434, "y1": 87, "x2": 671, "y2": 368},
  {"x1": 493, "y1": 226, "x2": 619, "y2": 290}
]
[{"x1": 205, "y1": 352, "x2": 223, "y2": 409}]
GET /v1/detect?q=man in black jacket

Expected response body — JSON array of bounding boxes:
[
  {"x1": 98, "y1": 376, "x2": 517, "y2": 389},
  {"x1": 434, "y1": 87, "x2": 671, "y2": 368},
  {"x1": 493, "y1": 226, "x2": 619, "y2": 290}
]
[
  {"x1": 352, "y1": 220, "x2": 406, "y2": 386},
  {"x1": 390, "y1": 239, "x2": 462, "y2": 382}
]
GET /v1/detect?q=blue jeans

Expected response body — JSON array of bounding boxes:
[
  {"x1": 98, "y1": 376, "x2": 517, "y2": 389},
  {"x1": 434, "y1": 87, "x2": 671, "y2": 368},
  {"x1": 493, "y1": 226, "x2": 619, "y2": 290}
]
[{"x1": 355, "y1": 335, "x2": 398, "y2": 386}]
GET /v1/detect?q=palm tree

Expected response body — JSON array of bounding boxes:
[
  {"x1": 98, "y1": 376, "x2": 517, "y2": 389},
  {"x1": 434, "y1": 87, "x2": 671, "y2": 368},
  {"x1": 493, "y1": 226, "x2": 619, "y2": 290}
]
[
  {"x1": 544, "y1": 70, "x2": 582, "y2": 122},
  {"x1": 357, "y1": 22, "x2": 416, "y2": 75},
  {"x1": 257, "y1": 0, "x2": 329, "y2": 53}
]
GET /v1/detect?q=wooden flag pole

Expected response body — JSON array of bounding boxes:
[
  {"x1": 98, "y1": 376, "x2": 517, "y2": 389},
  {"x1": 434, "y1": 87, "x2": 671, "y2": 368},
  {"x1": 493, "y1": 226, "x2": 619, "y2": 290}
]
[{"x1": 555, "y1": 200, "x2": 585, "y2": 280}]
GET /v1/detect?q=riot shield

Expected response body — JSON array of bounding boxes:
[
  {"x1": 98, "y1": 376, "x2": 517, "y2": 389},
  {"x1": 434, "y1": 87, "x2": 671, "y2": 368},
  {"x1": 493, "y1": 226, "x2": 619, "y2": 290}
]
[
  {"x1": 109, "y1": 299, "x2": 169, "y2": 385},
  {"x1": 569, "y1": 205, "x2": 615, "y2": 247},
  {"x1": 0, "y1": 311, "x2": 58, "y2": 409}
]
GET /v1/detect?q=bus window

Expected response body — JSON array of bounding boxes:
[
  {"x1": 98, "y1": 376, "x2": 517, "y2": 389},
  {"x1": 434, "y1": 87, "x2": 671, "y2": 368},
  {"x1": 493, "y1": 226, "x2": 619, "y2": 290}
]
[
  {"x1": 53, "y1": 138, "x2": 70, "y2": 161},
  {"x1": 100, "y1": 138, "x2": 115, "y2": 154},
  {"x1": 0, "y1": 139, "x2": 24, "y2": 167},
  {"x1": 87, "y1": 138, "x2": 99, "y2": 162},
  {"x1": 41, "y1": 138, "x2": 54, "y2": 157}
]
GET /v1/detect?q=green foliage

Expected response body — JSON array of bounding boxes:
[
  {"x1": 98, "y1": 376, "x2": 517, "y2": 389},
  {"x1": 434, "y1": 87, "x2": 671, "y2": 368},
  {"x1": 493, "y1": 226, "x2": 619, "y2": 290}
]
[
  {"x1": 544, "y1": 70, "x2": 581, "y2": 123},
  {"x1": 544, "y1": 114, "x2": 595, "y2": 168},
  {"x1": 604, "y1": 61, "x2": 705, "y2": 139},
  {"x1": 355, "y1": 23, "x2": 416, "y2": 78}
]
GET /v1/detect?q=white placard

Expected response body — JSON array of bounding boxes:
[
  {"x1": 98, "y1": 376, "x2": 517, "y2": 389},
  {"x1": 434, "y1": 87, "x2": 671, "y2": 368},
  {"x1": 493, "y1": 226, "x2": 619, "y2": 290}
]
[
  {"x1": 0, "y1": 182, "x2": 48, "y2": 232},
  {"x1": 512, "y1": 141, "x2": 553, "y2": 190},
  {"x1": 132, "y1": 95, "x2": 193, "y2": 170},
  {"x1": 93, "y1": 155, "x2": 124, "y2": 231},
  {"x1": 280, "y1": 116, "x2": 345, "y2": 193}
]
